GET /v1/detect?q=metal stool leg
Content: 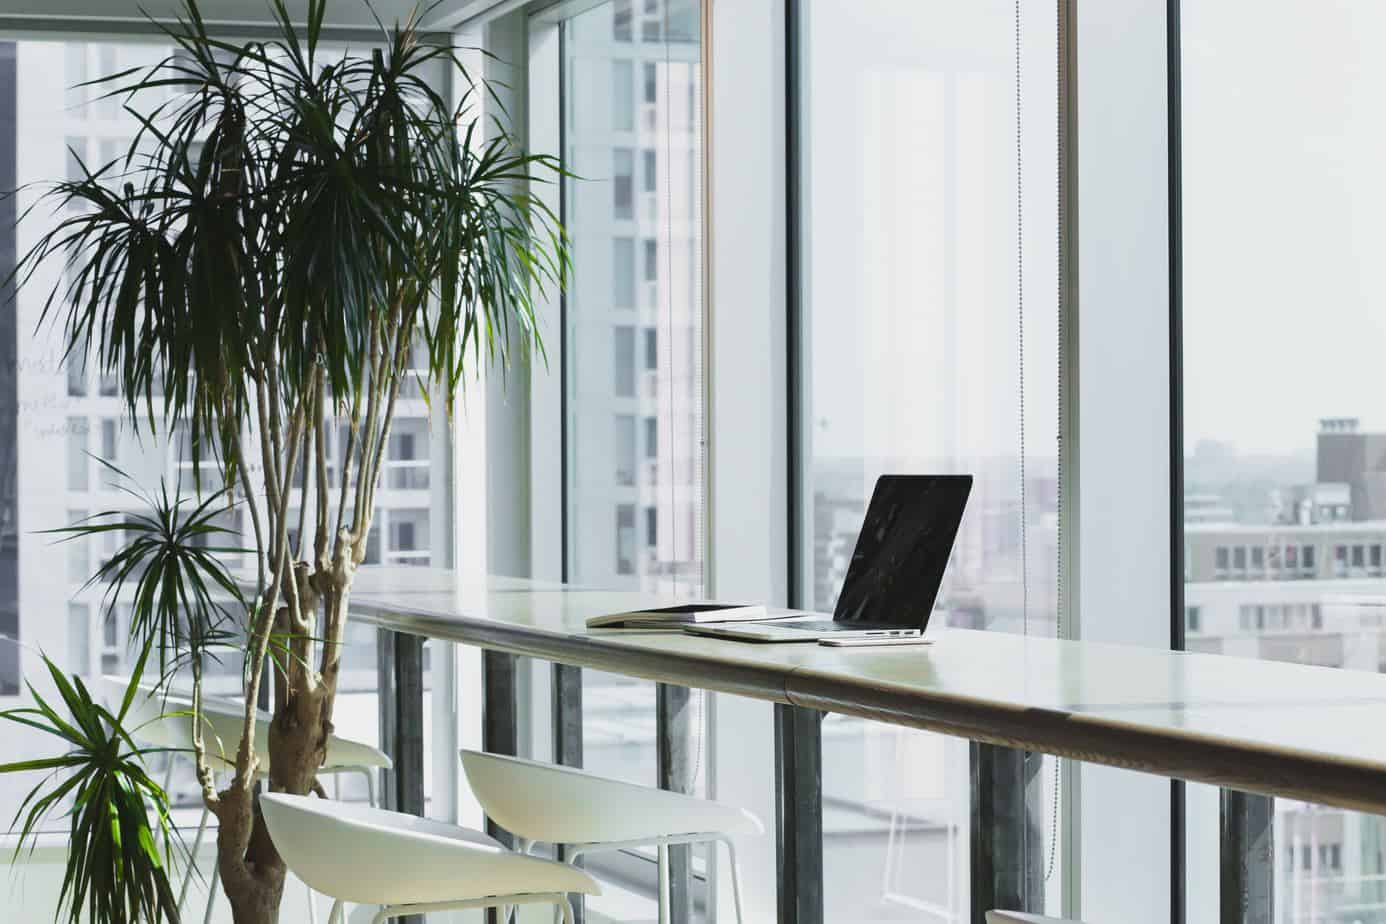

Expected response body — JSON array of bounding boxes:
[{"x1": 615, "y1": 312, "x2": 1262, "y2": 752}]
[
  {"x1": 327, "y1": 899, "x2": 345, "y2": 924},
  {"x1": 658, "y1": 844, "x2": 671, "y2": 924},
  {"x1": 720, "y1": 837, "x2": 747, "y2": 924},
  {"x1": 177, "y1": 805, "x2": 211, "y2": 912},
  {"x1": 202, "y1": 853, "x2": 220, "y2": 924}
]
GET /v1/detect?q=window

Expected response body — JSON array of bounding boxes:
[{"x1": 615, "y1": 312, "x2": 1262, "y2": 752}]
[
  {"x1": 613, "y1": 326, "x2": 636, "y2": 397},
  {"x1": 1185, "y1": 606, "x2": 1201, "y2": 633},
  {"x1": 385, "y1": 419, "x2": 430, "y2": 490},
  {"x1": 615, "y1": 504, "x2": 636, "y2": 574},
  {"x1": 615, "y1": 414, "x2": 636, "y2": 485},
  {"x1": 66, "y1": 418, "x2": 89, "y2": 491},
  {"x1": 642, "y1": 148, "x2": 657, "y2": 193},
  {"x1": 642, "y1": 61, "x2": 656, "y2": 104},
  {"x1": 644, "y1": 328, "x2": 657, "y2": 370},
  {"x1": 612, "y1": 147, "x2": 634, "y2": 220},
  {"x1": 612, "y1": 0, "x2": 632, "y2": 41},
  {"x1": 612, "y1": 60, "x2": 634, "y2": 131},
  {"x1": 1216, "y1": 546, "x2": 1230, "y2": 573},
  {"x1": 642, "y1": 238, "x2": 657, "y2": 282},
  {"x1": 67, "y1": 603, "x2": 90, "y2": 675},
  {"x1": 0, "y1": 36, "x2": 456, "y2": 832},
  {"x1": 557, "y1": 12, "x2": 707, "y2": 918},
  {"x1": 100, "y1": 418, "x2": 117, "y2": 463},
  {"x1": 1233, "y1": 546, "x2": 1247, "y2": 572},
  {"x1": 1250, "y1": 546, "x2": 1263, "y2": 571},
  {"x1": 1181, "y1": 3, "x2": 1386, "y2": 914},
  {"x1": 798, "y1": 1, "x2": 1059, "y2": 918},
  {"x1": 563, "y1": 0, "x2": 704, "y2": 598}
]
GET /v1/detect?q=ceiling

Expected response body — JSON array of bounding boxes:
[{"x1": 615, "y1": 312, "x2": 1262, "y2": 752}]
[{"x1": 0, "y1": 0, "x2": 506, "y2": 35}]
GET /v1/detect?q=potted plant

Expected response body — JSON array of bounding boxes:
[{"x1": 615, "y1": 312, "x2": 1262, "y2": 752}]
[{"x1": 2, "y1": 1, "x2": 564, "y2": 921}]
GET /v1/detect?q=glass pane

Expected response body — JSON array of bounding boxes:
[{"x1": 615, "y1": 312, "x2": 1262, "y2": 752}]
[
  {"x1": 799, "y1": 0, "x2": 1060, "y2": 918},
  {"x1": 563, "y1": 1, "x2": 705, "y2": 919},
  {"x1": 1181, "y1": 3, "x2": 1386, "y2": 919},
  {"x1": 0, "y1": 40, "x2": 448, "y2": 871}
]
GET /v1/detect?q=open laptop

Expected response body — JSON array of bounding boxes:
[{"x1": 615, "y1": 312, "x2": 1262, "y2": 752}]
[{"x1": 685, "y1": 474, "x2": 972, "y2": 643}]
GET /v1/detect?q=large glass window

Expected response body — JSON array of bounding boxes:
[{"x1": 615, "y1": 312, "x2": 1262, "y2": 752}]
[
  {"x1": 560, "y1": 0, "x2": 706, "y2": 916},
  {"x1": 1180, "y1": 3, "x2": 1386, "y2": 920},
  {"x1": 0, "y1": 39, "x2": 452, "y2": 858},
  {"x1": 797, "y1": 0, "x2": 1060, "y2": 918}
]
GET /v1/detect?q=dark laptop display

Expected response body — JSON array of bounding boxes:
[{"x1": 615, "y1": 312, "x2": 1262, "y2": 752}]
[{"x1": 831, "y1": 474, "x2": 972, "y2": 627}]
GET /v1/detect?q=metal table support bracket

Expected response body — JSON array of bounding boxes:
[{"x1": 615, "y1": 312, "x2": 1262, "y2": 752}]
[
  {"x1": 483, "y1": 650, "x2": 520, "y2": 924},
  {"x1": 1221, "y1": 789, "x2": 1273, "y2": 924},
  {"x1": 553, "y1": 663, "x2": 585, "y2": 924},
  {"x1": 657, "y1": 683, "x2": 696, "y2": 924},
  {"x1": 970, "y1": 743, "x2": 1044, "y2": 924},
  {"x1": 775, "y1": 703, "x2": 823, "y2": 924},
  {"x1": 377, "y1": 628, "x2": 426, "y2": 924}
]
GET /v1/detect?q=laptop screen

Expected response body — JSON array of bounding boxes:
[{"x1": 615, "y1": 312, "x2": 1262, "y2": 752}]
[{"x1": 832, "y1": 474, "x2": 973, "y2": 627}]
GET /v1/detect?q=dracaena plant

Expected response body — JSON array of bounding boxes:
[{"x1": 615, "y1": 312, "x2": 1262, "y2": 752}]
[
  {"x1": 9, "y1": 0, "x2": 564, "y2": 920},
  {"x1": 0, "y1": 642, "x2": 181, "y2": 924}
]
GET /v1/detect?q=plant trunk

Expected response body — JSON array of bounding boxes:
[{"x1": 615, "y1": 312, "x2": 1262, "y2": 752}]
[{"x1": 214, "y1": 582, "x2": 349, "y2": 924}]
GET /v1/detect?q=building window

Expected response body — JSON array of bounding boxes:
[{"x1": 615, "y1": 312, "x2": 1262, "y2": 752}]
[
  {"x1": 612, "y1": 0, "x2": 632, "y2": 41},
  {"x1": 1352, "y1": 544, "x2": 1366, "y2": 571},
  {"x1": 67, "y1": 508, "x2": 89, "y2": 582},
  {"x1": 613, "y1": 326, "x2": 636, "y2": 397},
  {"x1": 67, "y1": 342, "x2": 87, "y2": 396},
  {"x1": 643, "y1": 61, "x2": 657, "y2": 104},
  {"x1": 645, "y1": 506, "x2": 657, "y2": 547},
  {"x1": 616, "y1": 504, "x2": 636, "y2": 574},
  {"x1": 1335, "y1": 544, "x2": 1348, "y2": 577},
  {"x1": 615, "y1": 414, "x2": 636, "y2": 485},
  {"x1": 1233, "y1": 546, "x2": 1247, "y2": 572},
  {"x1": 1302, "y1": 545, "x2": 1315, "y2": 574},
  {"x1": 644, "y1": 328, "x2": 658, "y2": 371},
  {"x1": 67, "y1": 603, "x2": 90, "y2": 676},
  {"x1": 1373, "y1": 544, "x2": 1384, "y2": 572},
  {"x1": 613, "y1": 237, "x2": 635, "y2": 309},
  {"x1": 644, "y1": 416, "x2": 657, "y2": 459},
  {"x1": 1185, "y1": 606, "x2": 1201, "y2": 633},
  {"x1": 642, "y1": 148, "x2": 657, "y2": 193},
  {"x1": 1250, "y1": 546, "x2": 1264, "y2": 572},
  {"x1": 100, "y1": 418, "x2": 117, "y2": 463},
  {"x1": 1215, "y1": 546, "x2": 1230, "y2": 575},
  {"x1": 67, "y1": 418, "x2": 89, "y2": 491},
  {"x1": 612, "y1": 60, "x2": 634, "y2": 131},
  {"x1": 613, "y1": 148, "x2": 634, "y2": 220},
  {"x1": 643, "y1": 238, "x2": 658, "y2": 282}
]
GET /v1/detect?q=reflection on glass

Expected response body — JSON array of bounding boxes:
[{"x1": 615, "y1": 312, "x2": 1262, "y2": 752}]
[
  {"x1": 800, "y1": 0, "x2": 1059, "y2": 918},
  {"x1": 562, "y1": 0, "x2": 705, "y2": 917},
  {"x1": 0, "y1": 39, "x2": 448, "y2": 835},
  {"x1": 1182, "y1": 3, "x2": 1386, "y2": 919}
]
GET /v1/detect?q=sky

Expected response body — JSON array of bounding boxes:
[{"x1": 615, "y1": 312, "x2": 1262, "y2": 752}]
[{"x1": 1181, "y1": 0, "x2": 1386, "y2": 453}]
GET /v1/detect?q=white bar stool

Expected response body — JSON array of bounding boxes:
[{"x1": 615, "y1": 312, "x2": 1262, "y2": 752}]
[
  {"x1": 107, "y1": 678, "x2": 391, "y2": 923},
  {"x1": 461, "y1": 749, "x2": 763, "y2": 924},
  {"x1": 987, "y1": 913, "x2": 1086, "y2": 923},
  {"x1": 260, "y1": 792, "x2": 600, "y2": 924}
]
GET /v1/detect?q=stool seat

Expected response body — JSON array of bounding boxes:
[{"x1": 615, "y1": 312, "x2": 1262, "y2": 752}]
[
  {"x1": 107, "y1": 677, "x2": 392, "y2": 773},
  {"x1": 260, "y1": 793, "x2": 601, "y2": 907},
  {"x1": 461, "y1": 749, "x2": 762, "y2": 845},
  {"x1": 987, "y1": 914, "x2": 1084, "y2": 923}
]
